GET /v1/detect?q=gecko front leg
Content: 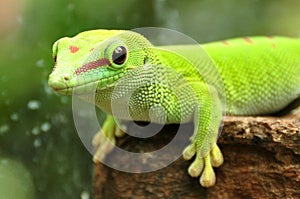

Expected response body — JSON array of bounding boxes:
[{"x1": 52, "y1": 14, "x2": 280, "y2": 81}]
[
  {"x1": 183, "y1": 82, "x2": 224, "y2": 187},
  {"x1": 92, "y1": 115, "x2": 125, "y2": 162}
]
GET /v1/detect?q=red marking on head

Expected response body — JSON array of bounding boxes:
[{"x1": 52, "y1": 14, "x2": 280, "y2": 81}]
[
  {"x1": 222, "y1": 40, "x2": 229, "y2": 46},
  {"x1": 69, "y1": 46, "x2": 79, "y2": 53},
  {"x1": 75, "y1": 58, "x2": 110, "y2": 75},
  {"x1": 243, "y1": 37, "x2": 253, "y2": 44}
]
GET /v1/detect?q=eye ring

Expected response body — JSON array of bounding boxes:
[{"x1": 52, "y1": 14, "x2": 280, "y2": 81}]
[
  {"x1": 53, "y1": 55, "x2": 57, "y2": 62},
  {"x1": 112, "y1": 46, "x2": 127, "y2": 65}
]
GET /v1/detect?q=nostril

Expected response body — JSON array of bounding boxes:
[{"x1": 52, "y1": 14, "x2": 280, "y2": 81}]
[{"x1": 64, "y1": 76, "x2": 70, "y2": 81}]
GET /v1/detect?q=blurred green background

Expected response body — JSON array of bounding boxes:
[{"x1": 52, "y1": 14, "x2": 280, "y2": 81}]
[{"x1": 0, "y1": 0, "x2": 299, "y2": 198}]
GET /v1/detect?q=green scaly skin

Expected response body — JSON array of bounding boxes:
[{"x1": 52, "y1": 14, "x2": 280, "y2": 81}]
[{"x1": 48, "y1": 30, "x2": 300, "y2": 187}]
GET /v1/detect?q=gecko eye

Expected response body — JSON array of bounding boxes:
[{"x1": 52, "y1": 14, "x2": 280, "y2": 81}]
[{"x1": 112, "y1": 46, "x2": 127, "y2": 65}]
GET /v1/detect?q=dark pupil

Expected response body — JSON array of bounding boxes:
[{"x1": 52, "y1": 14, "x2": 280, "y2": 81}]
[{"x1": 112, "y1": 46, "x2": 127, "y2": 65}]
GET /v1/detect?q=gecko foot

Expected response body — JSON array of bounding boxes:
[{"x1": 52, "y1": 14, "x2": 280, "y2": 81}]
[
  {"x1": 92, "y1": 115, "x2": 125, "y2": 162},
  {"x1": 183, "y1": 144, "x2": 223, "y2": 187}
]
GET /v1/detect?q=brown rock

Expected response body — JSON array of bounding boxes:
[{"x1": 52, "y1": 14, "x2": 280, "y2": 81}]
[{"x1": 93, "y1": 111, "x2": 300, "y2": 199}]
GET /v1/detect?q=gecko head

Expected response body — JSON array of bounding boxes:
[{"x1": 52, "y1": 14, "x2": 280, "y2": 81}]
[{"x1": 48, "y1": 29, "x2": 154, "y2": 95}]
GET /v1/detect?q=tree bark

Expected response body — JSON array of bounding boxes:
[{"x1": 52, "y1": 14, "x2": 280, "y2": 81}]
[{"x1": 93, "y1": 111, "x2": 300, "y2": 199}]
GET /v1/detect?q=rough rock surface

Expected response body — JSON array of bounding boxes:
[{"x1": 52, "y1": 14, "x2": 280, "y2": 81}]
[{"x1": 94, "y1": 111, "x2": 300, "y2": 199}]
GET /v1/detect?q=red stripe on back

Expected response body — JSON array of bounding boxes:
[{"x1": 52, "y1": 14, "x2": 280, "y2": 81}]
[
  {"x1": 75, "y1": 58, "x2": 110, "y2": 75},
  {"x1": 222, "y1": 40, "x2": 229, "y2": 46},
  {"x1": 243, "y1": 37, "x2": 253, "y2": 44},
  {"x1": 266, "y1": 36, "x2": 276, "y2": 48}
]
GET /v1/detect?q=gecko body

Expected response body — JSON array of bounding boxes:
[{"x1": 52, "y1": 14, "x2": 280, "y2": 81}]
[{"x1": 48, "y1": 30, "x2": 300, "y2": 187}]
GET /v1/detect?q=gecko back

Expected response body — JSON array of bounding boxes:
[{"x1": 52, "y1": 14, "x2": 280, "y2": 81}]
[{"x1": 201, "y1": 36, "x2": 300, "y2": 115}]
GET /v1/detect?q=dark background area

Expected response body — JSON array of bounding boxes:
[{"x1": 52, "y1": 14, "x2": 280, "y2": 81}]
[{"x1": 0, "y1": 0, "x2": 299, "y2": 198}]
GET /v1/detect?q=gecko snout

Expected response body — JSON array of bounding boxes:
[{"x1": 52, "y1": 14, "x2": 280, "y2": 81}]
[{"x1": 48, "y1": 72, "x2": 73, "y2": 93}]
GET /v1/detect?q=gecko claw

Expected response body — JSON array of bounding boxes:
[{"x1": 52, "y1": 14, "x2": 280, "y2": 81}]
[
  {"x1": 210, "y1": 144, "x2": 223, "y2": 167},
  {"x1": 92, "y1": 115, "x2": 118, "y2": 162},
  {"x1": 200, "y1": 155, "x2": 216, "y2": 187},
  {"x1": 93, "y1": 136, "x2": 115, "y2": 162},
  {"x1": 183, "y1": 144, "x2": 196, "y2": 160},
  {"x1": 114, "y1": 125, "x2": 125, "y2": 137},
  {"x1": 188, "y1": 156, "x2": 204, "y2": 177},
  {"x1": 184, "y1": 143, "x2": 223, "y2": 187}
]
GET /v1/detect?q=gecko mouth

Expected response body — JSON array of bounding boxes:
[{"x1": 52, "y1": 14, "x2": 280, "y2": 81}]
[
  {"x1": 51, "y1": 81, "x2": 99, "y2": 95},
  {"x1": 50, "y1": 75, "x2": 120, "y2": 95}
]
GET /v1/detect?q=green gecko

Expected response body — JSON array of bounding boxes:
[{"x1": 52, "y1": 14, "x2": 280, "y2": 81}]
[{"x1": 48, "y1": 29, "x2": 300, "y2": 187}]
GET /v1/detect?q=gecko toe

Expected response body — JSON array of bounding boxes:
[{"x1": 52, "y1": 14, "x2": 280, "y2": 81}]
[
  {"x1": 199, "y1": 155, "x2": 216, "y2": 187},
  {"x1": 183, "y1": 143, "x2": 196, "y2": 160},
  {"x1": 188, "y1": 155, "x2": 204, "y2": 177},
  {"x1": 210, "y1": 144, "x2": 224, "y2": 167}
]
